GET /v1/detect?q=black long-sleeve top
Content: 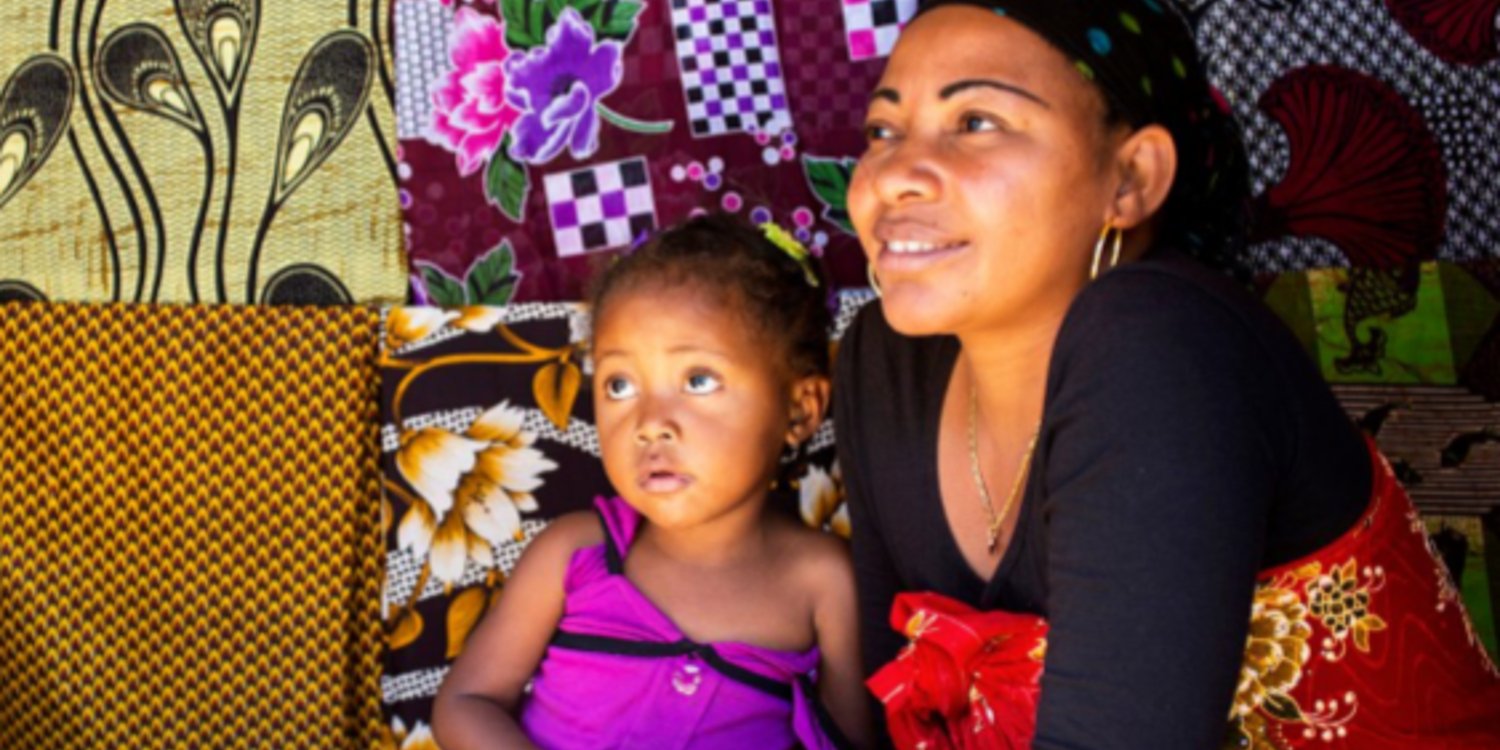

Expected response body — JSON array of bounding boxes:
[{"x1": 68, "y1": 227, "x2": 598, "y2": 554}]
[{"x1": 834, "y1": 250, "x2": 1371, "y2": 749}]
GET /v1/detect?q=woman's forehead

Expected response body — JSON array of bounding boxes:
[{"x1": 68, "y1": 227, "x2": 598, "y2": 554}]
[{"x1": 877, "y1": 7, "x2": 1087, "y2": 105}]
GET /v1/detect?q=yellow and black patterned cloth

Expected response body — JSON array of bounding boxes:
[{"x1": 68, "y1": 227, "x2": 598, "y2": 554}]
[{"x1": 0, "y1": 302, "x2": 385, "y2": 748}]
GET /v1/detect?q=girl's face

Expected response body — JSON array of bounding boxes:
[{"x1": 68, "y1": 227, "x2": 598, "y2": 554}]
[
  {"x1": 849, "y1": 5, "x2": 1123, "y2": 337},
  {"x1": 591, "y1": 284, "x2": 800, "y2": 532}
]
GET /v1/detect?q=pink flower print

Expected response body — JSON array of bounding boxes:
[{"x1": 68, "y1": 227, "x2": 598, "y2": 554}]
[{"x1": 430, "y1": 7, "x2": 519, "y2": 176}]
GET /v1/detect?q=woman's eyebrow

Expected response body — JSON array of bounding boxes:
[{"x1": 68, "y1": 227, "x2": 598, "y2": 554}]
[
  {"x1": 870, "y1": 87, "x2": 900, "y2": 105},
  {"x1": 939, "y1": 78, "x2": 1051, "y2": 108}
]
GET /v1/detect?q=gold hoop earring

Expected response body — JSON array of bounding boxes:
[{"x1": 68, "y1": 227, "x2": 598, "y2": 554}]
[
  {"x1": 866, "y1": 261, "x2": 883, "y2": 297},
  {"x1": 1090, "y1": 225, "x2": 1124, "y2": 281}
]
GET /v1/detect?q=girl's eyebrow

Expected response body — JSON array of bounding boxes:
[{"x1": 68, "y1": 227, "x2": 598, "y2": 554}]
[
  {"x1": 939, "y1": 78, "x2": 1050, "y2": 108},
  {"x1": 668, "y1": 345, "x2": 731, "y2": 361}
]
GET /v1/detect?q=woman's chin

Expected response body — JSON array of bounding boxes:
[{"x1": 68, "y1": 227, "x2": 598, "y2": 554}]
[{"x1": 877, "y1": 286, "x2": 965, "y2": 337}]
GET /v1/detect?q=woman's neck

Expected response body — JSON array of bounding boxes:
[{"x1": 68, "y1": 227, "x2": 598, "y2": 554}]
[{"x1": 956, "y1": 307, "x2": 1069, "y2": 434}]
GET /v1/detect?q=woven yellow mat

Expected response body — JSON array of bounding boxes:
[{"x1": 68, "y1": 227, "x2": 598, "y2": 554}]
[{"x1": 0, "y1": 302, "x2": 385, "y2": 748}]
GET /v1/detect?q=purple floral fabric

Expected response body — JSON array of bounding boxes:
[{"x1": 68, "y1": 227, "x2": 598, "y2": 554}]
[{"x1": 504, "y1": 8, "x2": 623, "y2": 164}]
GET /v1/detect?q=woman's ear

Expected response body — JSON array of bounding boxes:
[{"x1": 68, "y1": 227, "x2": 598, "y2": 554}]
[
  {"x1": 1109, "y1": 124, "x2": 1177, "y2": 231},
  {"x1": 786, "y1": 374, "x2": 832, "y2": 448}
]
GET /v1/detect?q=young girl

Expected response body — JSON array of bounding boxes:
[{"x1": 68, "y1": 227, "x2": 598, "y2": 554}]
[{"x1": 433, "y1": 214, "x2": 870, "y2": 750}]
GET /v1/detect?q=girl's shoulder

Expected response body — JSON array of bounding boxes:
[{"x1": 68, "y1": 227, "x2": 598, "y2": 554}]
[
  {"x1": 769, "y1": 517, "x2": 856, "y2": 605},
  {"x1": 517, "y1": 509, "x2": 607, "y2": 570}
]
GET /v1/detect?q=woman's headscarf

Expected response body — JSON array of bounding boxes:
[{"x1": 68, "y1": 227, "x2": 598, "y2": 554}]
[{"x1": 918, "y1": 0, "x2": 1251, "y2": 273}]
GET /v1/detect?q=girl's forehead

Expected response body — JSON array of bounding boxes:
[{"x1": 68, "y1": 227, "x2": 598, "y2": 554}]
[{"x1": 594, "y1": 283, "x2": 753, "y2": 349}]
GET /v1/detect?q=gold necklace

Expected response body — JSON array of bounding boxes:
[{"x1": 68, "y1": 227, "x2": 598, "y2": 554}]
[{"x1": 968, "y1": 385, "x2": 1039, "y2": 555}]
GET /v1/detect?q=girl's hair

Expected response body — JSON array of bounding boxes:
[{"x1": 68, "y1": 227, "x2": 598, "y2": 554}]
[{"x1": 588, "y1": 213, "x2": 832, "y2": 380}]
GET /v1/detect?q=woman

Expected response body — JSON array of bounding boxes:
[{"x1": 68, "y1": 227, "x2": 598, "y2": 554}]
[{"x1": 834, "y1": 2, "x2": 1500, "y2": 748}]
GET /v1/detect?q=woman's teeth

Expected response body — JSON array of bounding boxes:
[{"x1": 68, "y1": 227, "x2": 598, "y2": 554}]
[{"x1": 886, "y1": 240, "x2": 962, "y2": 254}]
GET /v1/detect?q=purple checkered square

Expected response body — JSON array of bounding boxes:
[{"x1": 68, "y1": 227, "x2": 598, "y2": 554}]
[{"x1": 672, "y1": 0, "x2": 793, "y2": 138}]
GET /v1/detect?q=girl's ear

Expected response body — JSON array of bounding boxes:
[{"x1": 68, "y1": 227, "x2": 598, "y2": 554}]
[
  {"x1": 786, "y1": 374, "x2": 832, "y2": 448},
  {"x1": 1108, "y1": 123, "x2": 1177, "y2": 232}
]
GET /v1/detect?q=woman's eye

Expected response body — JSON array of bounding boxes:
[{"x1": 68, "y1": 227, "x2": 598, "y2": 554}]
[
  {"x1": 863, "y1": 122, "x2": 894, "y2": 141},
  {"x1": 603, "y1": 376, "x2": 636, "y2": 400},
  {"x1": 960, "y1": 113, "x2": 999, "y2": 133},
  {"x1": 684, "y1": 373, "x2": 722, "y2": 395}
]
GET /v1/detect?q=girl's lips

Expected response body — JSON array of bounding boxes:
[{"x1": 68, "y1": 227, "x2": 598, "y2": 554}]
[{"x1": 639, "y1": 471, "x2": 693, "y2": 494}]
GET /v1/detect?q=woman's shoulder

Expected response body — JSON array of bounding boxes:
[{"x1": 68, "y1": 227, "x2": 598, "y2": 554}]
[
  {"x1": 1059, "y1": 250, "x2": 1302, "y2": 366},
  {"x1": 836, "y1": 301, "x2": 957, "y2": 407}
]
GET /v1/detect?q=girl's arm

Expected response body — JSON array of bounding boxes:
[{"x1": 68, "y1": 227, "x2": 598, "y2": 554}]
[
  {"x1": 432, "y1": 511, "x2": 599, "y2": 750},
  {"x1": 809, "y1": 536, "x2": 874, "y2": 749}
]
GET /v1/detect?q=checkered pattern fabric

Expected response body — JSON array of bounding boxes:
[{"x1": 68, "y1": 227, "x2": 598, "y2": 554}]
[
  {"x1": 544, "y1": 157, "x2": 658, "y2": 257},
  {"x1": 670, "y1": 0, "x2": 793, "y2": 137},
  {"x1": 781, "y1": 0, "x2": 884, "y2": 150},
  {"x1": 0, "y1": 302, "x2": 384, "y2": 749},
  {"x1": 841, "y1": 0, "x2": 918, "y2": 60}
]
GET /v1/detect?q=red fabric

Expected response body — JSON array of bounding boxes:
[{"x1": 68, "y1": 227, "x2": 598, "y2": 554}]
[
  {"x1": 1226, "y1": 441, "x2": 1500, "y2": 749},
  {"x1": 870, "y1": 439, "x2": 1500, "y2": 749},
  {"x1": 866, "y1": 592, "x2": 1047, "y2": 750}
]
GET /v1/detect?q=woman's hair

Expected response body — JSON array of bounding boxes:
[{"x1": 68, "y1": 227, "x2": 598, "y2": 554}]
[
  {"x1": 588, "y1": 213, "x2": 832, "y2": 380},
  {"x1": 918, "y1": 0, "x2": 1252, "y2": 276}
]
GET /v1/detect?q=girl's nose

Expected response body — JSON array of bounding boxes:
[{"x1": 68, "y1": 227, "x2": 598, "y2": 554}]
[{"x1": 633, "y1": 397, "x2": 678, "y2": 445}]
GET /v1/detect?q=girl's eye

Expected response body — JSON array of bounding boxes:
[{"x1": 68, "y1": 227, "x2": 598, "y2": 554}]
[
  {"x1": 603, "y1": 376, "x2": 637, "y2": 400},
  {"x1": 684, "y1": 372, "x2": 722, "y2": 395},
  {"x1": 960, "y1": 113, "x2": 1000, "y2": 133}
]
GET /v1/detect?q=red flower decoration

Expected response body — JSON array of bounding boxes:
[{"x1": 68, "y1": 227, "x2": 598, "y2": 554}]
[{"x1": 867, "y1": 592, "x2": 1048, "y2": 750}]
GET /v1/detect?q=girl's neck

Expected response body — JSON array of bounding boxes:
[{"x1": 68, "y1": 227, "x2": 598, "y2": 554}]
[{"x1": 635, "y1": 502, "x2": 773, "y2": 569}]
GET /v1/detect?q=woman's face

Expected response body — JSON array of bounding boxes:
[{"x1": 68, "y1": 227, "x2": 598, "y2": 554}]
[{"x1": 850, "y1": 6, "x2": 1124, "y2": 337}]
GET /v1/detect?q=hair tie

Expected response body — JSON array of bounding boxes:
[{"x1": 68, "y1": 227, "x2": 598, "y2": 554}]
[{"x1": 759, "y1": 222, "x2": 820, "y2": 288}]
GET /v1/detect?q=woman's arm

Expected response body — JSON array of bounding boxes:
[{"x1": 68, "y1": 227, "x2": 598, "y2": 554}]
[
  {"x1": 1032, "y1": 270, "x2": 1285, "y2": 749},
  {"x1": 833, "y1": 307, "x2": 909, "y2": 681},
  {"x1": 432, "y1": 512, "x2": 599, "y2": 750}
]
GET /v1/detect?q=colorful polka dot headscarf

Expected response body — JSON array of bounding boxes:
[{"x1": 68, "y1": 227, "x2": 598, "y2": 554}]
[{"x1": 918, "y1": 0, "x2": 1251, "y2": 273}]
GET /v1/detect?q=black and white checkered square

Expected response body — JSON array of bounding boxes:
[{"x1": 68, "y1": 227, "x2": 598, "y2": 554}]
[
  {"x1": 544, "y1": 158, "x2": 657, "y2": 258},
  {"x1": 670, "y1": 0, "x2": 793, "y2": 137}
]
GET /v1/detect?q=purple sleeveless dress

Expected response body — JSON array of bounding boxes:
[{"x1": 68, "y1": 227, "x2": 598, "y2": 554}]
[{"x1": 518, "y1": 496, "x2": 848, "y2": 749}]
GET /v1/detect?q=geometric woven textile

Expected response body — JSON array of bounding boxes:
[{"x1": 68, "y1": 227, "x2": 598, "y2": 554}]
[{"x1": 0, "y1": 302, "x2": 384, "y2": 748}]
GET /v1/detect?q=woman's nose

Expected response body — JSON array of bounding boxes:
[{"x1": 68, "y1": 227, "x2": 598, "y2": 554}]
[{"x1": 868, "y1": 137, "x2": 941, "y2": 206}]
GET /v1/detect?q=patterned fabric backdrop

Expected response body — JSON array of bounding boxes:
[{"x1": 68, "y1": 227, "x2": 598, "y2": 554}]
[
  {"x1": 0, "y1": 1, "x2": 406, "y2": 304},
  {"x1": 377, "y1": 297, "x2": 867, "y2": 746},
  {"x1": 395, "y1": 0, "x2": 891, "y2": 303},
  {"x1": 0, "y1": 302, "x2": 385, "y2": 749}
]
